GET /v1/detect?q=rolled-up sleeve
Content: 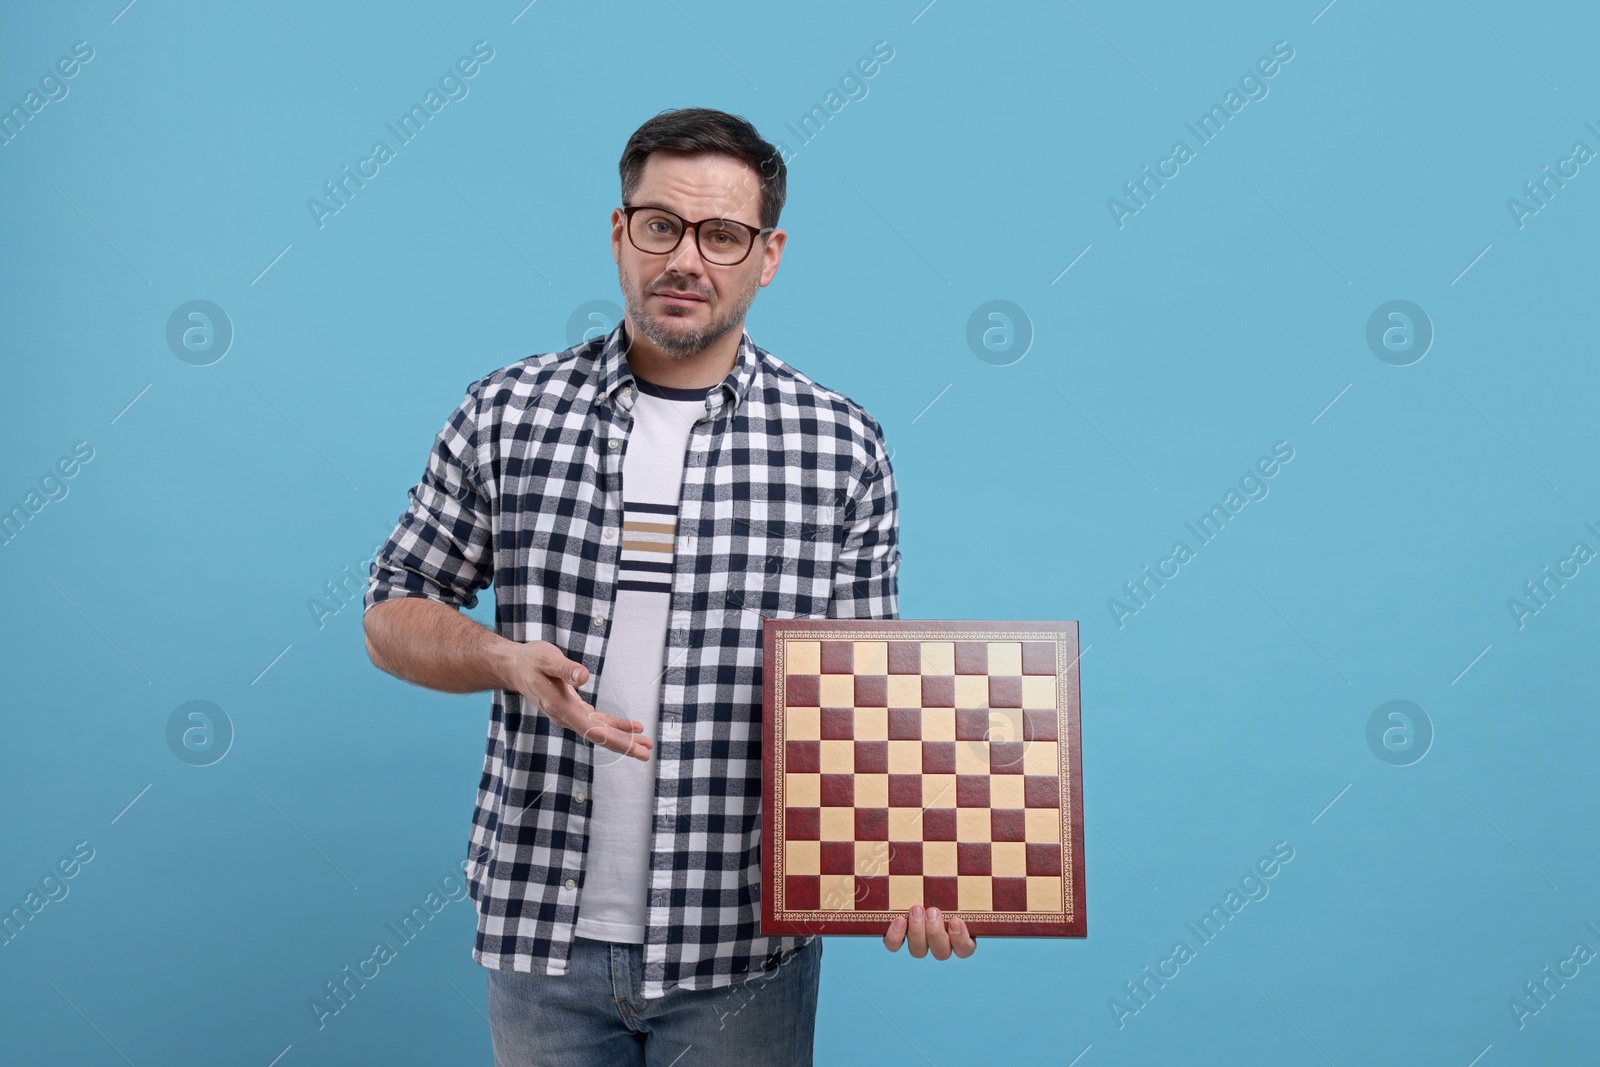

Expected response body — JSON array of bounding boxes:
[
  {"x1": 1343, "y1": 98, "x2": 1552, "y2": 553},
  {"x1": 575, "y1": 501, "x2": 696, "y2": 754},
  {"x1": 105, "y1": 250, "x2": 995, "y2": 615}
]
[
  {"x1": 365, "y1": 381, "x2": 493, "y2": 614},
  {"x1": 827, "y1": 424, "x2": 901, "y2": 622}
]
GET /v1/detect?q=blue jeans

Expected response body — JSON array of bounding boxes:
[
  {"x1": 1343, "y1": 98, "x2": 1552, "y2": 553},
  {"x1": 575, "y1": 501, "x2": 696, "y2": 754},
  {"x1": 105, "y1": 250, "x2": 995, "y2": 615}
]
[{"x1": 486, "y1": 935, "x2": 822, "y2": 1066}]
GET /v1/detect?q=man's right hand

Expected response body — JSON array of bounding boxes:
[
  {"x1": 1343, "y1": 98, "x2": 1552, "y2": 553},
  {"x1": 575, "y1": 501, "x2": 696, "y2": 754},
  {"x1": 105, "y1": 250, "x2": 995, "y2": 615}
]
[{"x1": 504, "y1": 641, "x2": 652, "y2": 762}]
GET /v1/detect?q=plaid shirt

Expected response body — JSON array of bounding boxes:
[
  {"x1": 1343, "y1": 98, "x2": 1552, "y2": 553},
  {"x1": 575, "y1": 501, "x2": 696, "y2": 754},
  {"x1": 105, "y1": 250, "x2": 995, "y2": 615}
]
[{"x1": 364, "y1": 322, "x2": 900, "y2": 998}]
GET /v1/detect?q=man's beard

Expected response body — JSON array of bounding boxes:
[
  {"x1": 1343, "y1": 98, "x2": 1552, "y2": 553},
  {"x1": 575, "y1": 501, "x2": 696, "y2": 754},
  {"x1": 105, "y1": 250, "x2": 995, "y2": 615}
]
[{"x1": 620, "y1": 266, "x2": 760, "y2": 360}]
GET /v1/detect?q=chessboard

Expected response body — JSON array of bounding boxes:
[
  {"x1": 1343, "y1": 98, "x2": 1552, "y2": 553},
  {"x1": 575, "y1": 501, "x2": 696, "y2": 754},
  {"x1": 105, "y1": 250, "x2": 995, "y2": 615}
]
[{"x1": 761, "y1": 619, "x2": 1085, "y2": 938}]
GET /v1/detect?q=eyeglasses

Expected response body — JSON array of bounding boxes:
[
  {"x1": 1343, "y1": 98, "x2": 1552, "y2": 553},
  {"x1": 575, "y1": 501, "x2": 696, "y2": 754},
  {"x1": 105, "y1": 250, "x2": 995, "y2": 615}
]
[{"x1": 621, "y1": 204, "x2": 774, "y2": 266}]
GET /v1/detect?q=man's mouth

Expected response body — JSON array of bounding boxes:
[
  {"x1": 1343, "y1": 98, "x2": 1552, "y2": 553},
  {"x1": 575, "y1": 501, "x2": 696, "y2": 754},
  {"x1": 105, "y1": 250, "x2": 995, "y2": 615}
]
[{"x1": 652, "y1": 289, "x2": 707, "y2": 308}]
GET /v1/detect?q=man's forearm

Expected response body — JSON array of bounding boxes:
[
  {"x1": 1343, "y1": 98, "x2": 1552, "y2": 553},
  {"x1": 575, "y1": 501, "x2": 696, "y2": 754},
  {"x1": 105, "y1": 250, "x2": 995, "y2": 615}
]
[{"x1": 364, "y1": 597, "x2": 519, "y2": 695}]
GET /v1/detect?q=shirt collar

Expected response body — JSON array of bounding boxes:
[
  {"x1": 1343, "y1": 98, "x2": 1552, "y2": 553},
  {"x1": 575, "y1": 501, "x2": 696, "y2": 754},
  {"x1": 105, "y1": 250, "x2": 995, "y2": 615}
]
[{"x1": 593, "y1": 319, "x2": 760, "y2": 417}]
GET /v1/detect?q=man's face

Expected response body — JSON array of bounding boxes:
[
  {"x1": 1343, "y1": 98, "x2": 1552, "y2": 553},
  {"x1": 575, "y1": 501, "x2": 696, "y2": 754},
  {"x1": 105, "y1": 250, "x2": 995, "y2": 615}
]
[{"x1": 611, "y1": 152, "x2": 786, "y2": 360}]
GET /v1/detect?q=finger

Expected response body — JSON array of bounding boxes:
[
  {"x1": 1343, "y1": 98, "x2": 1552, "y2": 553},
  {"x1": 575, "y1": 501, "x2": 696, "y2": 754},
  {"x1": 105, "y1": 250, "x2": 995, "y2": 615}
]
[
  {"x1": 950, "y1": 917, "x2": 977, "y2": 959},
  {"x1": 906, "y1": 905, "x2": 928, "y2": 958},
  {"x1": 882, "y1": 915, "x2": 907, "y2": 952},
  {"x1": 926, "y1": 907, "x2": 952, "y2": 961}
]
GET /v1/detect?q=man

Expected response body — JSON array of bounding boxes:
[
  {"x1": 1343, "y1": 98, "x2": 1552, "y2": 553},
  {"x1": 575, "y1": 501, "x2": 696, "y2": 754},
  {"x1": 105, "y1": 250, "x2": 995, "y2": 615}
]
[{"x1": 363, "y1": 107, "x2": 974, "y2": 1066}]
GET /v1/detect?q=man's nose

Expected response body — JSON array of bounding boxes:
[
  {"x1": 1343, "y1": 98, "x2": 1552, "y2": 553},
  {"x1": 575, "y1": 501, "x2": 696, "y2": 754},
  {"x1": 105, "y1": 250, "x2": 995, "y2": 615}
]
[{"x1": 662, "y1": 225, "x2": 709, "y2": 277}]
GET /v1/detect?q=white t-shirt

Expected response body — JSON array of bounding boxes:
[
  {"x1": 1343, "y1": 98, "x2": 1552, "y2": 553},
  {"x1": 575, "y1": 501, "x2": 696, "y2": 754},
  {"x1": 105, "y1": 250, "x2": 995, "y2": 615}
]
[{"x1": 573, "y1": 375, "x2": 709, "y2": 943}]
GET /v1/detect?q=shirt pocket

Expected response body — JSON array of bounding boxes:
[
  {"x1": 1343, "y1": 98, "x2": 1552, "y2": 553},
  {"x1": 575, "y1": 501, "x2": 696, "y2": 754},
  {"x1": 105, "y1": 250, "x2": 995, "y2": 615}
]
[{"x1": 723, "y1": 508, "x2": 839, "y2": 621}]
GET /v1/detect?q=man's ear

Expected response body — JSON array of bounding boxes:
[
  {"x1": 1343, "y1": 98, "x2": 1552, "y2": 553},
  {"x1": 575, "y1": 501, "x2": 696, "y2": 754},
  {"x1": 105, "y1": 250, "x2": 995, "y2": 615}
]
[
  {"x1": 759, "y1": 228, "x2": 787, "y2": 287},
  {"x1": 610, "y1": 208, "x2": 626, "y2": 265}
]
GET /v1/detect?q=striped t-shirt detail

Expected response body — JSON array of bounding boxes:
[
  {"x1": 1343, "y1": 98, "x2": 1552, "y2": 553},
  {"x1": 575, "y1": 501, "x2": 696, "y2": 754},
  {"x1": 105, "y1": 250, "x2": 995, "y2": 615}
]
[{"x1": 617, "y1": 500, "x2": 677, "y2": 594}]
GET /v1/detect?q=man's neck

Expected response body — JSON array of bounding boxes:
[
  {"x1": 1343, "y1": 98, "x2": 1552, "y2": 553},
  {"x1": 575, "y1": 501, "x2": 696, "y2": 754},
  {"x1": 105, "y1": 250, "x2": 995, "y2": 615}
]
[{"x1": 621, "y1": 317, "x2": 743, "y2": 390}]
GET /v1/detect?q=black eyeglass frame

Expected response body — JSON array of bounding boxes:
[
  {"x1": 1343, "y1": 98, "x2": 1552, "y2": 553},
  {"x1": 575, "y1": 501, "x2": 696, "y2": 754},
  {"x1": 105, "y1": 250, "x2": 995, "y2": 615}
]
[{"x1": 620, "y1": 204, "x2": 776, "y2": 266}]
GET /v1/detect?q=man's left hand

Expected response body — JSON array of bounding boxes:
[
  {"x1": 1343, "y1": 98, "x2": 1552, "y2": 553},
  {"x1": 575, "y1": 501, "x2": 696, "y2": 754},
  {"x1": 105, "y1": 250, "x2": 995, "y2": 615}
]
[{"x1": 882, "y1": 905, "x2": 977, "y2": 960}]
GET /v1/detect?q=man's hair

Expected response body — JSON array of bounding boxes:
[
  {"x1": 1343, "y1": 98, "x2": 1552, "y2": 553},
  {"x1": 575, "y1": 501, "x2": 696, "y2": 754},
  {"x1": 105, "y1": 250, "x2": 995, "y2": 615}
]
[{"x1": 619, "y1": 107, "x2": 786, "y2": 231}]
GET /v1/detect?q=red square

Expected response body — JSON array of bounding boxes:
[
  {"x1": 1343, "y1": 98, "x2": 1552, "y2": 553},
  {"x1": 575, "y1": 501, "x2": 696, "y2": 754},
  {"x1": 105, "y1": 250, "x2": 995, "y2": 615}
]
[
  {"x1": 854, "y1": 675, "x2": 888, "y2": 707},
  {"x1": 820, "y1": 841, "x2": 855, "y2": 874},
  {"x1": 954, "y1": 641, "x2": 988, "y2": 674},
  {"x1": 854, "y1": 740, "x2": 888, "y2": 773},
  {"x1": 1027, "y1": 842, "x2": 1063, "y2": 876},
  {"x1": 956, "y1": 842, "x2": 992, "y2": 876},
  {"x1": 921, "y1": 675, "x2": 954, "y2": 707},
  {"x1": 888, "y1": 774, "x2": 922, "y2": 807},
  {"x1": 887, "y1": 641, "x2": 922, "y2": 674},
  {"x1": 786, "y1": 740, "x2": 820, "y2": 773},
  {"x1": 856, "y1": 875, "x2": 889, "y2": 910},
  {"x1": 955, "y1": 775, "x2": 990, "y2": 807},
  {"x1": 888, "y1": 842, "x2": 923, "y2": 875},
  {"x1": 923, "y1": 876, "x2": 959, "y2": 911},
  {"x1": 1022, "y1": 641, "x2": 1055, "y2": 675},
  {"x1": 1023, "y1": 708, "x2": 1058, "y2": 742},
  {"x1": 1024, "y1": 776, "x2": 1060, "y2": 807},
  {"x1": 787, "y1": 808, "x2": 820, "y2": 840},
  {"x1": 821, "y1": 707, "x2": 854, "y2": 740},
  {"x1": 990, "y1": 742, "x2": 1026, "y2": 774},
  {"x1": 820, "y1": 641, "x2": 854, "y2": 673},
  {"x1": 993, "y1": 877, "x2": 1028, "y2": 911},
  {"x1": 888, "y1": 707, "x2": 923, "y2": 739},
  {"x1": 923, "y1": 809, "x2": 957, "y2": 841},
  {"x1": 990, "y1": 809, "x2": 1026, "y2": 842},
  {"x1": 820, "y1": 774, "x2": 853, "y2": 808},
  {"x1": 785, "y1": 675, "x2": 820, "y2": 706},
  {"x1": 955, "y1": 708, "x2": 990, "y2": 742},
  {"x1": 855, "y1": 808, "x2": 889, "y2": 841},
  {"x1": 786, "y1": 875, "x2": 821, "y2": 910},
  {"x1": 988, "y1": 676, "x2": 1022, "y2": 708},
  {"x1": 921, "y1": 741, "x2": 956, "y2": 774}
]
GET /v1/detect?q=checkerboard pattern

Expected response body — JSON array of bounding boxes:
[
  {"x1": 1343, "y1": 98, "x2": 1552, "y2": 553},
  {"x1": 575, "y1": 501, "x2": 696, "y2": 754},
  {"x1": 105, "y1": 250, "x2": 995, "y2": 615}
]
[{"x1": 764, "y1": 628, "x2": 1083, "y2": 935}]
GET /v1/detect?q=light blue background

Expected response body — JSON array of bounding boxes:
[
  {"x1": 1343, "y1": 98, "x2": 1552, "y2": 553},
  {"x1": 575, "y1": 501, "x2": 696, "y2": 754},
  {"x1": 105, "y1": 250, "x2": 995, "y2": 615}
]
[{"x1": 3, "y1": 1, "x2": 1597, "y2": 1064}]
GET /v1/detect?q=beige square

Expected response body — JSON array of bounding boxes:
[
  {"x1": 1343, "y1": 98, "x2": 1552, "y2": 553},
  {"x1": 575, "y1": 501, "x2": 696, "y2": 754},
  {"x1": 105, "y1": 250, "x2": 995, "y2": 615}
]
[
  {"x1": 958, "y1": 875, "x2": 993, "y2": 911},
  {"x1": 820, "y1": 807, "x2": 855, "y2": 841},
  {"x1": 786, "y1": 706, "x2": 820, "y2": 741},
  {"x1": 990, "y1": 775, "x2": 1026, "y2": 810},
  {"x1": 957, "y1": 808, "x2": 991, "y2": 842},
  {"x1": 856, "y1": 840, "x2": 890, "y2": 877},
  {"x1": 888, "y1": 807, "x2": 923, "y2": 841},
  {"x1": 855, "y1": 774, "x2": 889, "y2": 809},
  {"x1": 820, "y1": 674, "x2": 855, "y2": 707},
  {"x1": 819, "y1": 740, "x2": 854, "y2": 774},
  {"x1": 1023, "y1": 741, "x2": 1059, "y2": 776},
  {"x1": 987, "y1": 642, "x2": 1022, "y2": 675},
  {"x1": 985, "y1": 708, "x2": 1025, "y2": 744},
  {"x1": 1021, "y1": 676, "x2": 1057, "y2": 709},
  {"x1": 786, "y1": 773, "x2": 820, "y2": 807},
  {"x1": 954, "y1": 675, "x2": 989, "y2": 708},
  {"x1": 887, "y1": 740, "x2": 921, "y2": 774},
  {"x1": 820, "y1": 874, "x2": 855, "y2": 911},
  {"x1": 889, "y1": 875, "x2": 924, "y2": 911},
  {"x1": 853, "y1": 641, "x2": 888, "y2": 674},
  {"x1": 1027, "y1": 876, "x2": 1062, "y2": 912},
  {"x1": 1025, "y1": 808, "x2": 1061, "y2": 843},
  {"x1": 922, "y1": 841, "x2": 957, "y2": 877},
  {"x1": 886, "y1": 675, "x2": 922, "y2": 707},
  {"x1": 922, "y1": 774, "x2": 957, "y2": 808},
  {"x1": 920, "y1": 641, "x2": 954, "y2": 675},
  {"x1": 786, "y1": 641, "x2": 820, "y2": 675},
  {"x1": 853, "y1": 707, "x2": 888, "y2": 740},
  {"x1": 786, "y1": 840, "x2": 820, "y2": 876},
  {"x1": 992, "y1": 841, "x2": 1027, "y2": 877},
  {"x1": 921, "y1": 708, "x2": 956, "y2": 741},
  {"x1": 955, "y1": 741, "x2": 991, "y2": 776}
]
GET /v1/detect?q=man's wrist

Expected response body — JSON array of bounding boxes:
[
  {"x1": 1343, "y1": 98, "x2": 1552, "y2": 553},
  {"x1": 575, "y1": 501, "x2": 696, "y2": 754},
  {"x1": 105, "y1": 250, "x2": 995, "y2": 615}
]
[{"x1": 482, "y1": 632, "x2": 524, "y2": 693}]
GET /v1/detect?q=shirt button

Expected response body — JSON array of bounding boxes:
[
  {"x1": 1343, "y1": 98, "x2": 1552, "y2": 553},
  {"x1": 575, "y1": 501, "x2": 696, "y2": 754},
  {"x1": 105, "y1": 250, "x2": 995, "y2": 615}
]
[
  {"x1": 603, "y1": 528, "x2": 616, "y2": 540},
  {"x1": 608, "y1": 439, "x2": 620, "y2": 450},
  {"x1": 593, "y1": 614, "x2": 606, "y2": 627},
  {"x1": 563, "y1": 878, "x2": 577, "y2": 890},
  {"x1": 574, "y1": 791, "x2": 587, "y2": 805}
]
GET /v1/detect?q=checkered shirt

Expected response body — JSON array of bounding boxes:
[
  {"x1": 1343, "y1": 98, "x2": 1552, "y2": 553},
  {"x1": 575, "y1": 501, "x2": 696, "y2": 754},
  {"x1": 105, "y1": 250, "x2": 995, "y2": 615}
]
[{"x1": 364, "y1": 322, "x2": 901, "y2": 998}]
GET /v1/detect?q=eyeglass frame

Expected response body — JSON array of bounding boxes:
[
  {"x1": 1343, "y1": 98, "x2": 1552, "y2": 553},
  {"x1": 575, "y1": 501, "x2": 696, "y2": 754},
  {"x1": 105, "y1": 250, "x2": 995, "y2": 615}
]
[{"x1": 619, "y1": 203, "x2": 776, "y2": 266}]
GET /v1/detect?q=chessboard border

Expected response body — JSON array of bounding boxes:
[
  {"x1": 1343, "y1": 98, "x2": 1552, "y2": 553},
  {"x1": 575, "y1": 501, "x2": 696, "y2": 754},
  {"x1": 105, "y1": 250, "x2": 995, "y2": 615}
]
[{"x1": 760, "y1": 618, "x2": 1086, "y2": 938}]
